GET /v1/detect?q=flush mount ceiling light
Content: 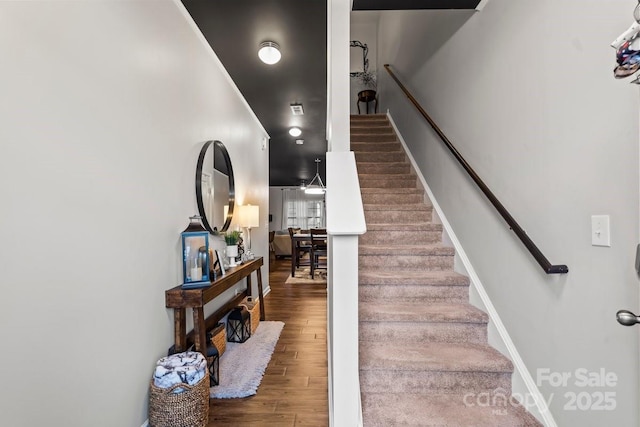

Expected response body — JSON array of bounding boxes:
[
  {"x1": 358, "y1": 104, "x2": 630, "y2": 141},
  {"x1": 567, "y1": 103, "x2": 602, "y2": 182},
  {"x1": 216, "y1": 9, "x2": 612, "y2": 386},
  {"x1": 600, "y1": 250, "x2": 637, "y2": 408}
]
[
  {"x1": 295, "y1": 139, "x2": 304, "y2": 145},
  {"x1": 258, "y1": 41, "x2": 281, "y2": 65},
  {"x1": 289, "y1": 127, "x2": 302, "y2": 137},
  {"x1": 305, "y1": 158, "x2": 326, "y2": 195}
]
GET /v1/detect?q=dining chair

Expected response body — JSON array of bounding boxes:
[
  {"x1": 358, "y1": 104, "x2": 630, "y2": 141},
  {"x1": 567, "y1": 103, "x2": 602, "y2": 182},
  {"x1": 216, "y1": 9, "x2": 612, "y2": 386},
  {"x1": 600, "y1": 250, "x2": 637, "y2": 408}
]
[
  {"x1": 268, "y1": 231, "x2": 275, "y2": 259},
  {"x1": 288, "y1": 227, "x2": 311, "y2": 270},
  {"x1": 310, "y1": 228, "x2": 327, "y2": 279}
]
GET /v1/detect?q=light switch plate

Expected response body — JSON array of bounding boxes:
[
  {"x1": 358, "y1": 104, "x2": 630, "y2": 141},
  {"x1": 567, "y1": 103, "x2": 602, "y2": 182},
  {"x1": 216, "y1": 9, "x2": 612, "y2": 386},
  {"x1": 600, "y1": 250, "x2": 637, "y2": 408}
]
[{"x1": 592, "y1": 215, "x2": 611, "y2": 247}]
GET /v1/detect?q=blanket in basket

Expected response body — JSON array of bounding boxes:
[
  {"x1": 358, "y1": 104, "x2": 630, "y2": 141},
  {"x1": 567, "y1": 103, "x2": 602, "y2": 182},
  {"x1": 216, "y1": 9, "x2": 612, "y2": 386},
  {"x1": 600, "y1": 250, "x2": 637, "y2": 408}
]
[{"x1": 153, "y1": 351, "x2": 207, "y2": 393}]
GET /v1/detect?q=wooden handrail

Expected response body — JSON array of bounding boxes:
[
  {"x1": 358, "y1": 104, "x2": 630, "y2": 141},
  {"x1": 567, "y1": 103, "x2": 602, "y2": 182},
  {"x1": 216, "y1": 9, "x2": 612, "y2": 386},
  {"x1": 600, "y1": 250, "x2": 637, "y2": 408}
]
[{"x1": 384, "y1": 64, "x2": 568, "y2": 274}]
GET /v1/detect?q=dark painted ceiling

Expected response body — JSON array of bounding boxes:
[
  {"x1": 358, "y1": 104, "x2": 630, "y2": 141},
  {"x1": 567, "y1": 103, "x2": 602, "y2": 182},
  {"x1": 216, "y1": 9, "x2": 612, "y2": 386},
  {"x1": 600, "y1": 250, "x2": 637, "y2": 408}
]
[
  {"x1": 182, "y1": 1, "x2": 478, "y2": 186},
  {"x1": 182, "y1": 0, "x2": 328, "y2": 187}
]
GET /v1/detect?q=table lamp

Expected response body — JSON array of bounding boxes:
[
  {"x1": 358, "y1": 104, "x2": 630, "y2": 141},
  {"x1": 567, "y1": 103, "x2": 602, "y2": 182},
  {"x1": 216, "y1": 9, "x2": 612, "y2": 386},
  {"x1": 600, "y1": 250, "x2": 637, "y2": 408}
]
[{"x1": 238, "y1": 204, "x2": 259, "y2": 257}]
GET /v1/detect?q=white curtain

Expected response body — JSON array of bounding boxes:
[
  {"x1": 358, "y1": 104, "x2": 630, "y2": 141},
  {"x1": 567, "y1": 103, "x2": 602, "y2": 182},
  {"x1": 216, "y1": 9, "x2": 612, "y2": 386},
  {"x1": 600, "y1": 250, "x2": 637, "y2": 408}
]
[{"x1": 281, "y1": 188, "x2": 325, "y2": 230}]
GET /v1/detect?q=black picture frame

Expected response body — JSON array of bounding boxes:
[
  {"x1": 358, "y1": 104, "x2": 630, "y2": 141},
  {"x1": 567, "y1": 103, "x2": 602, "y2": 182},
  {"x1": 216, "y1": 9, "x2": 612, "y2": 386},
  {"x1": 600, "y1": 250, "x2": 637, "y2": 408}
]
[{"x1": 214, "y1": 249, "x2": 226, "y2": 276}]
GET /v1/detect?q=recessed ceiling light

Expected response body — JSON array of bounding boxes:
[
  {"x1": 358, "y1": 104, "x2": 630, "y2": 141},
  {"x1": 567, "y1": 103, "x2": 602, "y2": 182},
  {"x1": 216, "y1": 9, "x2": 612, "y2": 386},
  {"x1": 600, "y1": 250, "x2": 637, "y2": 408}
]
[
  {"x1": 295, "y1": 139, "x2": 304, "y2": 145},
  {"x1": 290, "y1": 103, "x2": 304, "y2": 115},
  {"x1": 258, "y1": 41, "x2": 281, "y2": 65},
  {"x1": 289, "y1": 127, "x2": 302, "y2": 137}
]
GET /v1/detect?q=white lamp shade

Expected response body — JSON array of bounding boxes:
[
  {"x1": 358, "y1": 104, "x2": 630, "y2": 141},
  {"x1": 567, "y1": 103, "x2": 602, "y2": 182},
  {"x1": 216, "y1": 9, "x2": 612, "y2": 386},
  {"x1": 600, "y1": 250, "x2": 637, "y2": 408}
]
[
  {"x1": 238, "y1": 204, "x2": 259, "y2": 228},
  {"x1": 258, "y1": 42, "x2": 281, "y2": 65}
]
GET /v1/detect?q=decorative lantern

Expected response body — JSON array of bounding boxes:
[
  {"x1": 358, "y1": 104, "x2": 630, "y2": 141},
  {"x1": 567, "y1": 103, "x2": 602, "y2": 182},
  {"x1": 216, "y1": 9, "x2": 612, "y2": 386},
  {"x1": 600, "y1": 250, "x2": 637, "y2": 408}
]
[
  {"x1": 206, "y1": 345, "x2": 220, "y2": 386},
  {"x1": 226, "y1": 306, "x2": 251, "y2": 343},
  {"x1": 181, "y1": 215, "x2": 211, "y2": 289}
]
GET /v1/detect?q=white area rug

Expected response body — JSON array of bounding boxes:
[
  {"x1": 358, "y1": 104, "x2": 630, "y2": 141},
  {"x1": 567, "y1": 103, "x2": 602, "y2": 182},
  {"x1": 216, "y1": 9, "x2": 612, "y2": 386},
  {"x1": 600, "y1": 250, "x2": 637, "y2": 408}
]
[{"x1": 210, "y1": 321, "x2": 284, "y2": 399}]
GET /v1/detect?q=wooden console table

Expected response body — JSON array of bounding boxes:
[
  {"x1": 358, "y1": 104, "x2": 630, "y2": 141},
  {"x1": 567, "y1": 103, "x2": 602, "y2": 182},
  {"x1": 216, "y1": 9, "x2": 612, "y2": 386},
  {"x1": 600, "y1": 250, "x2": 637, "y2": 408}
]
[{"x1": 165, "y1": 256, "x2": 265, "y2": 354}]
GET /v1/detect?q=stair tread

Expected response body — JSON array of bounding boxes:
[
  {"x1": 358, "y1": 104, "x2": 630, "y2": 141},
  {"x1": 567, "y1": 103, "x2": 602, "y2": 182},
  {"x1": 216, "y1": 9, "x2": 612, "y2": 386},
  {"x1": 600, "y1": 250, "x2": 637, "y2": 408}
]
[
  {"x1": 360, "y1": 301, "x2": 488, "y2": 323},
  {"x1": 359, "y1": 269, "x2": 469, "y2": 286},
  {"x1": 363, "y1": 203, "x2": 430, "y2": 211},
  {"x1": 361, "y1": 393, "x2": 542, "y2": 427},
  {"x1": 365, "y1": 221, "x2": 439, "y2": 228},
  {"x1": 359, "y1": 244, "x2": 454, "y2": 256},
  {"x1": 360, "y1": 187, "x2": 421, "y2": 194},
  {"x1": 360, "y1": 341, "x2": 513, "y2": 373},
  {"x1": 359, "y1": 173, "x2": 414, "y2": 178},
  {"x1": 351, "y1": 114, "x2": 387, "y2": 118}
]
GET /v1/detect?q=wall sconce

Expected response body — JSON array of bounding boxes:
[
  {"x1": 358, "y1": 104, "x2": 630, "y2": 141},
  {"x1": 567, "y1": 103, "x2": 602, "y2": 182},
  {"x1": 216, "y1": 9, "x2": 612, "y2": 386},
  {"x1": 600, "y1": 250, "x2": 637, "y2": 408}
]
[{"x1": 258, "y1": 41, "x2": 281, "y2": 65}]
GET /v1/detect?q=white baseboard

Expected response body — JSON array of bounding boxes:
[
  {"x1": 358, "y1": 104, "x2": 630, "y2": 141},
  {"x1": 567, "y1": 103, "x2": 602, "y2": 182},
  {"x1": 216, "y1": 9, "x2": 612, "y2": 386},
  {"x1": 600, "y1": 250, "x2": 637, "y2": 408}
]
[
  {"x1": 386, "y1": 111, "x2": 557, "y2": 427},
  {"x1": 141, "y1": 420, "x2": 149, "y2": 427}
]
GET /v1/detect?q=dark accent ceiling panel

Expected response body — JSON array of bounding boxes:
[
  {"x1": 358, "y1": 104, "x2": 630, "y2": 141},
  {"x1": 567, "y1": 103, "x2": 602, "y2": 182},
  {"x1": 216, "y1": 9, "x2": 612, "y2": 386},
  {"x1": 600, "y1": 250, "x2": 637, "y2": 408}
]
[
  {"x1": 352, "y1": 0, "x2": 480, "y2": 10},
  {"x1": 182, "y1": 0, "x2": 328, "y2": 187}
]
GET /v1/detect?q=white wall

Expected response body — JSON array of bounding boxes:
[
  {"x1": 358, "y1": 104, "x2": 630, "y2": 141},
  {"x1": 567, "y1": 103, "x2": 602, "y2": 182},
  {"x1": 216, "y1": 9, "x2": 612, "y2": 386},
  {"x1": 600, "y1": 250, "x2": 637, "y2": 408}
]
[
  {"x1": 377, "y1": 2, "x2": 639, "y2": 426},
  {"x1": 0, "y1": 2, "x2": 269, "y2": 426},
  {"x1": 269, "y1": 187, "x2": 287, "y2": 232}
]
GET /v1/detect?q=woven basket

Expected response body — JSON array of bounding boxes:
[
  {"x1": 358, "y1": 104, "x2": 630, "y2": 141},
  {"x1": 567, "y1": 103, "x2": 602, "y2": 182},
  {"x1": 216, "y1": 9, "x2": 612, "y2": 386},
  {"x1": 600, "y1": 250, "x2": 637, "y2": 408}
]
[
  {"x1": 148, "y1": 374, "x2": 209, "y2": 427},
  {"x1": 240, "y1": 297, "x2": 260, "y2": 335},
  {"x1": 209, "y1": 322, "x2": 226, "y2": 356}
]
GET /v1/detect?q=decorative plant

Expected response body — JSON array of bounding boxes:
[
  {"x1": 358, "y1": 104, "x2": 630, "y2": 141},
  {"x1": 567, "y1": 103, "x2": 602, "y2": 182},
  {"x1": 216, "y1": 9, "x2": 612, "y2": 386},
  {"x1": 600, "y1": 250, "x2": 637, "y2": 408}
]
[
  {"x1": 224, "y1": 230, "x2": 242, "y2": 246},
  {"x1": 352, "y1": 70, "x2": 377, "y2": 89}
]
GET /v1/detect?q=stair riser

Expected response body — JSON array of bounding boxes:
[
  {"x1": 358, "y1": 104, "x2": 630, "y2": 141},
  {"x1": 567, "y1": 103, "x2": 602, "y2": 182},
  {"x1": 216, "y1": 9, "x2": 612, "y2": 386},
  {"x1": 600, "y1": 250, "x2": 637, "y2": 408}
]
[
  {"x1": 352, "y1": 142, "x2": 402, "y2": 152},
  {"x1": 351, "y1": 116, "x2": 387, "y2": 122},
  {"x1": 352, "y1": 134, "x2": 397, "y2": 143},
  {"x1": 351, "y1": 124, "x2": 389, "y2": 131},
  {"x1": 361, "y1": 193, "x2": 423, "y2": 204},
  {"x1": 364, "y1": 210, "x2": 431, "y2": 223},
  {"x1": 351, "y1": 126, "x2": 393, "y2": 134},
  {"x1": 360, "y1": 231, "x2": 442, "y2": 245},
  {"x1": 359, "y1": 322, "x2": 487, "y2": 344},
  {"x1": 356, "y1": 152, "x2": 406, "y2": 163},
  {"x1": 360, "y1": 178, "x2": 417, "y2": 189},
  {"x1": 359, "y1": 285, "x2": 469, "y2": 303},
  {"x1": 359, "y1": 371, "x2": 512, "y2": 395},
  {"x1": 359, "y1": 255, "x2": 454, "y2": 270},
  {"x1": 357, "y1": 163, "x2": 411, "y2": 175}
]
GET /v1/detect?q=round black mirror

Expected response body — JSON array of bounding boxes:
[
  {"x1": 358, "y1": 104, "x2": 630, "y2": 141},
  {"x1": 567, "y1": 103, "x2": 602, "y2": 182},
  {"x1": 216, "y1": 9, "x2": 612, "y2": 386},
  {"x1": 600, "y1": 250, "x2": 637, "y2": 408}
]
[{"x1": 195, "y1": 140, "x2": 235, "y2": 233}]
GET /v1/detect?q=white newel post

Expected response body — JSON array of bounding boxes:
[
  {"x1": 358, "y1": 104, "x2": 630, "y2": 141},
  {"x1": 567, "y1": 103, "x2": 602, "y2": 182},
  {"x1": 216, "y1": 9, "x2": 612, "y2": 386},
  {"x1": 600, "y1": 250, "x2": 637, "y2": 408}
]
[
  {"x1": 327, "y1": 0, "x2": 364, "y2": 425},
  {"x1": 326, "y1": 152, "x2": 366, "y2": 427}
]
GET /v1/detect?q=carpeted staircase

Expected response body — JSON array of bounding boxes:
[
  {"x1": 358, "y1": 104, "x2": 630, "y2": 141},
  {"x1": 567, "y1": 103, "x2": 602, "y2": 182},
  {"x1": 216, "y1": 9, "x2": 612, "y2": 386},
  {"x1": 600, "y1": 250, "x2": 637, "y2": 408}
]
[{"x1": 353, "y1": 114, "x2": 542, "y2": 427}]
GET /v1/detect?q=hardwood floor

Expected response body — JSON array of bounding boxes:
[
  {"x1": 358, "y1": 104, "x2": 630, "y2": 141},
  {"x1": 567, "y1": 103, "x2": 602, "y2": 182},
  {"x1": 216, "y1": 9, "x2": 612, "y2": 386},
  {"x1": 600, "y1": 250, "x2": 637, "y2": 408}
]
[{"x1": 208, "y1": 256, "x2": 329, "y2": 426}]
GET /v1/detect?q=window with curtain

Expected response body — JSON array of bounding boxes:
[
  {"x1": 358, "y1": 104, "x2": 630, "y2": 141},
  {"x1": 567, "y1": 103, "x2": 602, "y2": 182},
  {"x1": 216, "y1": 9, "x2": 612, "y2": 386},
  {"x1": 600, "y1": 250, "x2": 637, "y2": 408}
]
[{"x1": 281, "y1": 189, "x2": 325, "y2": 230}]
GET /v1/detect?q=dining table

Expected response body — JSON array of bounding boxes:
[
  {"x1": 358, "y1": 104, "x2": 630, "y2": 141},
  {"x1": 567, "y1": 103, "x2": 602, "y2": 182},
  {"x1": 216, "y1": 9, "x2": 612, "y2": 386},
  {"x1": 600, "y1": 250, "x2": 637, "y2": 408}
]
[{"x1": 290, "y1": 233, "x2": 327, "y2": 277}]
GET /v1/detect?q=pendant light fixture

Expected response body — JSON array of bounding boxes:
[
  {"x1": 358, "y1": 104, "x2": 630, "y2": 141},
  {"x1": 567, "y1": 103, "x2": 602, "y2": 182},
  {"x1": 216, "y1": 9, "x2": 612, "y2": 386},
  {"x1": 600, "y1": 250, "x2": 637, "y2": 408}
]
[{"x1": 305, "y1": 159, "x2": 326, "y2": 195}]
